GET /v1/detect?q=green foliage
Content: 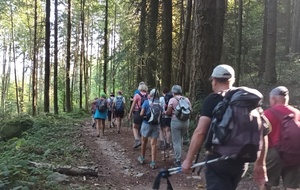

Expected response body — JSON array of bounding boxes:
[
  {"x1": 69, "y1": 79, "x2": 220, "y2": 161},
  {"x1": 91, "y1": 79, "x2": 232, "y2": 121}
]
[{"x1": 0, "y1": 114, "x2": 88, "y2": 189}]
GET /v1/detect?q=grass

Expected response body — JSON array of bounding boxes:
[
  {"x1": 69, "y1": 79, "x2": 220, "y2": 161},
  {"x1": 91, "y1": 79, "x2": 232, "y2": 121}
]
[{"x1": 0, "y1": 112, "x2": 90, "y2": 190}]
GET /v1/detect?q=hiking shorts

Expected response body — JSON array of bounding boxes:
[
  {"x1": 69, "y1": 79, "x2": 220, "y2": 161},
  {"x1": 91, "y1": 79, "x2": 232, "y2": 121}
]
[
  {"x1": 161, "y1": 117, "x2": 171, "y2": 128},
  {"x1": 140, "y1": 122, "x2": 159, "y2": 138},
  {"x1": 133, "y1": 111, "x2": 143, "y2": 125},
  {"x1": 266, "y1": 148, "x2": 300, "y2": 188},
  {"x1": 115, "y1": 111, "x2": 124, "y2": 118},
  {"x1": 205, "y1": 152, "x2": 245, "y2": 190}
]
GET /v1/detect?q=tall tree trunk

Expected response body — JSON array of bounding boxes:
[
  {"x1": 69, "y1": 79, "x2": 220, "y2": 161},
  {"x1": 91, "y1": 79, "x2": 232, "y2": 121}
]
[
  {"x1": 259, "y1": 0, "x2": 267, "y2": 79},
  {"x1": 32, "y1": 0, "x2": 38, "y2": 116},
  {"x1": 146, "y1": 0, "x2": 159, "y2": 88},
  {"x1": 44, "y1": 0, "x2": 51, "y2": 112},
  {"x1": 285, "y1": 0, "x2": 291, "y2": 55},
  {"x1": 178, "y1": 0, "x2": 192, "y2": 92},
  {"x1": 264, "y1": 0, "x2": 277, "y2": 84},
  {"x1": 21, "y1": 52, "x2": 25, "y2": 112},
  {"x1": 137, "y1": 0, "x2": 147, "y2": 84},
  {"x1": 291, "y1": 0, "x2": 300, "y2": 53},
  {"x1": 103, "y1": 0, "x2": 109, "y2": 94},
  {"x1": 1, "y1": 37, "x2": 7, "y2": 110},
  {"x1": 235, "y1": 0, "x2": 243, "y2": 86},
  {"x1": 66, "y1": 0, "x2": 72, "y2": 112},
  {"x1": 162, "y1": 0, "x2": 172, "y2": 89},
  {"x1": 214, "y1": 0, "x2": 226, "y2": 65},
  {"x1": 80, "y1": 0, "x2": 85, "y2": 109},
  {"x1": 10, "y1": 5, "x2": 20, "y2": 114},
  {"x1": 54, "y1": 0, "x2": 58, "y2": 114},
  {"x1": 190, "y1": 0, "x2": 216, "y2": 100}
]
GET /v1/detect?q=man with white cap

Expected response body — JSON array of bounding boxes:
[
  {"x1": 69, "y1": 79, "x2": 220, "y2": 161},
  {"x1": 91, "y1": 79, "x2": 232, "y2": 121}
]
[
  {"x1": 262, "y1": 86, "x2": 300, "y2": 190},
  {"x1": 181, "y1": 64, "x2": 268, "y2": 189}
]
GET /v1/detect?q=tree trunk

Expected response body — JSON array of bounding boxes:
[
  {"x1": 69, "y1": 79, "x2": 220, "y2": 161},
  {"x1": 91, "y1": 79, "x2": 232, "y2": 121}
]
[
  {"x1": 190, "y1": 0, "x2": 216, "y2": 100},
  {"x1": 214, "y1": 0, "x2": 226, "y2": 65},
  {"x1": 258, "y1": 0, "x2": 267, "y2": 79},
  {"x1": 285, "y1": 0, "x2": 291, "y2": 55},
  {"x1": 291, "y1": 0, "x2": 300, "y2": 53},
  {"x1": 178, "y1": 0, "x2": 192, "y2": 92},
  {"x1": 10, "y1": 5, "x2": 20, "y2": 114},
  {"x1": 137, "y1": 0, "x2": 147, "y2": 84},
  {"x1": 103, "y1": 0, "x2": 109, "y2": 94},
  {"x1": 162, "y1": 0, "x2": 173, "y2": 89},
  {"x1": 80, "y1": 0, "x2": 85, "y2": 109},
  {"x1": 54, "y1": 0, "x2": 58, "y2": 114},
  {"x1": 264, "y1": 0, "x2": 277, "y2": 84},
  {"x1": 235, "y1": 0, "x2": 243, "y2": 86},
  {"x1": 146, "y1": 0, "x2": 159, "y2": 89},
  {"x1": 1, "y1": 37, "x2": 7, "y2": 110},
  {"x1": 44, "y1": 0, "x2": 51, "y2": 113},
  {"x1": 32, "y1": 0, "x2": 38, "y2": 116},
  {"x1": 66, "y1": 0, "x2": 72, "y2": 112}
]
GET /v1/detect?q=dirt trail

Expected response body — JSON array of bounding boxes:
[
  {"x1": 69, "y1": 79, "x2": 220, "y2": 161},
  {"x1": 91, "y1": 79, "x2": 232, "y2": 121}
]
[{"x1": 80, "y1": 119, "x2": 259, "y2": 190}]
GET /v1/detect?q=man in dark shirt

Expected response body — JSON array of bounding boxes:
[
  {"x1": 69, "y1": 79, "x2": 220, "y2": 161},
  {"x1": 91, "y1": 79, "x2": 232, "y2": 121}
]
[{"x1": 181, "y1": 64, "x2": 268, "y2": 190}]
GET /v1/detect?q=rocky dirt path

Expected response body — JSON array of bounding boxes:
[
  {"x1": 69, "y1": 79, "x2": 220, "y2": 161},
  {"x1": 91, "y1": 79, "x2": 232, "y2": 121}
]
[{"x1": 79, "y1": 119, "x2": 260, "y2": 190}]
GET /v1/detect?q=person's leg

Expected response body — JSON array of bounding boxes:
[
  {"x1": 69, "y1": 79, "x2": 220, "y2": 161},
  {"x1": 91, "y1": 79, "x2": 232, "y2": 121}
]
[
  {"x1": 141, "y1": 136, "x2": 148, "y2": 158},
  {"x1": 165, "y1": 126, "x2": 171, "y2": 147},
  {"x1": 108, "y1": 111, "x2": 112, "y2": 127},
  {"x1": 101, "y1": 119, "x2": 105, "y2": 135},
  {"x1": 158, "y1": 126, "x2": 165, "y2": 148},
  {"x1": 96, "y1": 119, "x2": 100, "y2": 137},
  {"x1": 171, "y1": 119, "x2": 182, "y2": 165},
  {"x1": 265, "y1": 148, "x2": 283, "y2": 189},
  {"x1": 282, "y1": 165, "x2": 300, "y2": 190},
  {"x1": 133, "y1": 111, "x2": 142, "y2": 148}
]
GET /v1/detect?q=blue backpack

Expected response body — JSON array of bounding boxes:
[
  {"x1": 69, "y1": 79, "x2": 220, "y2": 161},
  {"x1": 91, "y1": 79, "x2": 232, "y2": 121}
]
[{"x1": 115, "y1": 97, "x2": 124, "y2": 112}]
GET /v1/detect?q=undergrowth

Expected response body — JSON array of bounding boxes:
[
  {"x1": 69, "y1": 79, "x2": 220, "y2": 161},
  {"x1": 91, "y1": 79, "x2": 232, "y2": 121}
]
[{"x1": 0, "y1": 112, "x2": 90, "y2": 190}]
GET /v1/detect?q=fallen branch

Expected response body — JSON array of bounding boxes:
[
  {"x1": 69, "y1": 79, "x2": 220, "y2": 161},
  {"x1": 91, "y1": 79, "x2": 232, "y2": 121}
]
[{"x1": 28, "y1": 161, "x2": 98, "y2": 177}]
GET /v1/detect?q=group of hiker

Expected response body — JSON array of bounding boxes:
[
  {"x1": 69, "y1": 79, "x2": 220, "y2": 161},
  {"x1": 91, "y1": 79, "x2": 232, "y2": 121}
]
[{"x1": 90, "y1": 64, "x2": 300, "y2": 190}]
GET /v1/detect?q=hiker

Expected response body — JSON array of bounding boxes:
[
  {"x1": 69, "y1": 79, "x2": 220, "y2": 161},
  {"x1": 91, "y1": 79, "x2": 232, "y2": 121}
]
[
  {"x1": 130, "y1": 81, "x2": 145, "y2": 103},
  {"x1": 181, "y1": 64, "x2": 269, "y2": 190},
  {"x1": 261, "y1": 86, "x2": 300, "y2": 190},
  {"x1": 92, "y1": 92, "x2": 109, "y2": 137},
  {"x1": 137, "y1": 88, "x2": 163, "y2": 169},
  {"x1": 159, "y1": 87, "x2": 172, "y2": 149},
  {"x1": 91, "y1": 97, "x2": 98, "y2": 128},
  {"x1": 165, "y1": 85, "x2": 192, "y2": 167},
  {"x1": 107, "y1": 92, "x2": 115, "y2": 128},
  {"x1": 112, "y1": 90, "x2": 126, "y2": 134},
  {"x1": 128, "y1": 83, "x2": 148, "y2": 148}
]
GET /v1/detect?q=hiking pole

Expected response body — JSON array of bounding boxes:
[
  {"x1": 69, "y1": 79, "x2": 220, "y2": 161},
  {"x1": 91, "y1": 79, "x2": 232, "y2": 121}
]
[{"x1": 152, "y1": 155, "x2": 234, "y2": 190}]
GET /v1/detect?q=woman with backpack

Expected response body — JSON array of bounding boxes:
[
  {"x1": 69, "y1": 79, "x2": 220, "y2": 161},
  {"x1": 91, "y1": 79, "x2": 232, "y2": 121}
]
[
  {"x1": 166, "y1": 85, "x2": 192, "y2": 167},
  {"x1": 137, "y1": 88, "x2": 163, "y2": 169},
  {"x1": 92, "y1": 92, "x2": 109, "y2": 137},
  {"x1": 112, "y1": 90, "x2": 126, "y2": 134}
]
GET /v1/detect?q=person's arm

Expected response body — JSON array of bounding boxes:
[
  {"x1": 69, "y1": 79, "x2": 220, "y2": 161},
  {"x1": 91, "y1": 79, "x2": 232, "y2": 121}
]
[
  {"x1": 166, "y1": 98, "x2": 174, "y2": 116},
  {"x1": 181, "y1": 116, "x2": 211, "y2": 173},
  {"x1": 128, "y1": 97, "x2": 138, "y2": 118},
  {"x1": 254, "y1": 135, "x2": 268, "y2": 189}
]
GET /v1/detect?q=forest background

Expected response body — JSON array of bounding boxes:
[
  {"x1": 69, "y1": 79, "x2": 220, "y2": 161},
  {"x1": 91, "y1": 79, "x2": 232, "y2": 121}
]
[{"x1": 1, "y1": 0, "x2": 300, "y2": 117}]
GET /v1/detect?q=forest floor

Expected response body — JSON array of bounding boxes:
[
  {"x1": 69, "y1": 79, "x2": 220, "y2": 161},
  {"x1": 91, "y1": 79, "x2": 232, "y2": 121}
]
[{"x1": 76, "y1": 118, "x2": 266, "y2": 190}]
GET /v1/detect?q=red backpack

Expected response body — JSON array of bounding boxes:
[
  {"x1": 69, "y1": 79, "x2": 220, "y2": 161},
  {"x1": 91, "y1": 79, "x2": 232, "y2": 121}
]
[{"x1": 270, "y1": 107, "x2": 300, "y2": 166}]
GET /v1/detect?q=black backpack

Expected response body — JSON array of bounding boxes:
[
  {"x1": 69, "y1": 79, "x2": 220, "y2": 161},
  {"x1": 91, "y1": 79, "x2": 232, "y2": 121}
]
[
  {"x1": 164, "y1": 92, "x2": 173, "y2": 111},
  {"x1": 205, "y1": 87, "x2": 265, "y2": 162},
  {"x1": 97, "y1": 99, "x2": 108, "y2": 112}
]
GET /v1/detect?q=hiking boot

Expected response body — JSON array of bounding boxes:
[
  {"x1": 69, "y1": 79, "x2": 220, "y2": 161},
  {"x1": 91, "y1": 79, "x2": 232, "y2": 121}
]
[
  {"x1": 149, "y1": 161, "x2": 156, "y2": 169},
  {"x1": 133, "y1": 140, "x2": 141, "y2": 148},
  {"x1": 138, "y1": 156, "x2": 145, "y2": 164},
  {"x1": 173, "y1": 160, "x2": 181, "y2": 167}
]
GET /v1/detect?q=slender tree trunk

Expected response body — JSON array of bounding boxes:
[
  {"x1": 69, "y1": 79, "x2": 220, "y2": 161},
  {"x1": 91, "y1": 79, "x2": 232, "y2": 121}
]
[
  {"x1": 285, "y1": 0, "x2": 291, "y2": 55},
  {"x1": 32, "y1": 0, "x2": 38, "y2": 116},
  {"x1": 162, "y1": 0, "x2": 172, "y2": 89},
  {"x1": 80, "y1": 0, "x2": 85, "y2": 109},
  {"x1": 103, "y1": 0, "x2": 109, "y2": 93},
  {"x1": 21, "y1": 52, "x2": 25, "y2": 112},
  {"x1": 178, "y1": 0, "x2": 192, "y2": 91},
  {"x1": 214, "y1": 0, "x2": 226, "y2": 65},
  {"x1": 259, "y1": 0, "x2": 267, "y2": 79},
  {"x1": 264, "y1": 0, "x2": 277, "y2": 84},
  {"x1": 66, "y1": 0, "x2": 72, "y2": 112},
  {"x1": 44, "y1": 0, "x2": 51, "y2": 112},
  {"x1": 190, "y1": 0, "x2": 216, "y2": 100},
  {"x1": 235, "y1": 0, "x2": 243, "y2": 86},
  {"x1": 10, "y1": 5, "x2": 20, "y2": 114},
  {"x1": 1, "y1": 37, "x2": 7, "y2": 110},
  {"x1": 146, "y1": 0, "x2": 159, "y2": 88},
  {"x1": 137, "y1": 0, "x2": 147, "y2": 84},
  {"x1": 54, "y1": 0, "x2": 58, "y2": 114}
]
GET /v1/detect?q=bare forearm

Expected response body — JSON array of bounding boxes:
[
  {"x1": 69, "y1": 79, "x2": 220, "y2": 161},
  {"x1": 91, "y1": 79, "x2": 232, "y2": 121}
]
[{"x1": 186, "y1": 130, "x2": 206, "y2": 162}]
